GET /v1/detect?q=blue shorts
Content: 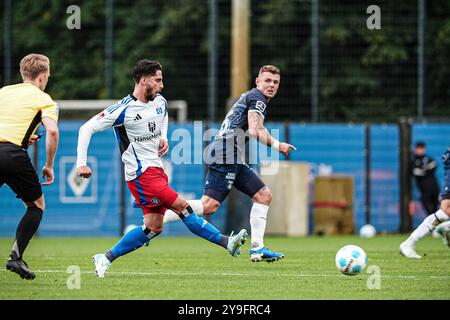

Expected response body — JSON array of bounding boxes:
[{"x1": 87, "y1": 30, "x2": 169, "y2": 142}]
[
  {"x1": 203, "y1": 163, "x2": 266, "y2": 203},
  {"x1": 441, "y1": 147, "x2": 450, "y2": 200}
]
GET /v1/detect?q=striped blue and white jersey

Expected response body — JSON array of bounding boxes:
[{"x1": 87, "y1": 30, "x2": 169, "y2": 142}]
[{"x1": 77, "y1": 93, "x2": 169, "y2": 181}]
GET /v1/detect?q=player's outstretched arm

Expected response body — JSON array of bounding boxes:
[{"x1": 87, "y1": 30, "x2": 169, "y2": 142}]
[
  {"x1": 41, "y1": 117, "x2": 59, "y2": 185},
  {"x1": 77, "y1": 119, "x2": 94, "y2": 178},
  {"x1": 76, "y1": 119, "x2": 96, "y2": 178},
  {"x1": 248, "y1": 111, "x2": 271, "y2": 144},
  {"x1": 76, "y1": 105, "x2": 128, "y2": 177},
  {"x1": 76, "y1": 109, "x2": 117, "y2": 178},
  {"x1": 277, "y1": 141, "x2": 297, "y2": 157},
  {"x1": 159, "y1": 109, "x2": 169, "y2": 157},
  {"x1": 248, "y1": 111, "x2": 296, "y2": 157}
]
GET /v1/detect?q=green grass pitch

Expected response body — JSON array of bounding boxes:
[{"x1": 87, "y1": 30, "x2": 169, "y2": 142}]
[{"x1": 0, "y1": 235, "x2": 449, "y2": 300}]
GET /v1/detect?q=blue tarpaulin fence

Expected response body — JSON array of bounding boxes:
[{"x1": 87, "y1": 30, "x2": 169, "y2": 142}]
[{"x1": 0, "y1": 121, "x2": 448, "y2": 236}]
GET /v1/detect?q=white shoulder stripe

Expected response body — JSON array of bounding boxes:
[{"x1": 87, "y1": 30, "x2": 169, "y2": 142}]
[{"x1": 106, "y1": 98, "x2": 132, "y2": 114}]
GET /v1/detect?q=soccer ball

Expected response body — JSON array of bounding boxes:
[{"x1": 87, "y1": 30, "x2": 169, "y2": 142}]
[
  {"x1": 335, "y1": 245, "x2": 367, "y2": 276},
  {"x1": 359, "y1": 224, "x2": 376, "y2": 238}
]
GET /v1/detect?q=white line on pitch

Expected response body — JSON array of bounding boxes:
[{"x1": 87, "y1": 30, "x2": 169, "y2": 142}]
[{"x1": 2, "y1": 269, "x2": 450, "y2": 280}]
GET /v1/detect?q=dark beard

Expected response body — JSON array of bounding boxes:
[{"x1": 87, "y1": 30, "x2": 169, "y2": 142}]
[{"x1": 145, "y1": 85, "x2": 155, "y2": 101}]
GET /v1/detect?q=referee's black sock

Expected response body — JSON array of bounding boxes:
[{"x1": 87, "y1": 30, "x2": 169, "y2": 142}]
[{"x1": 10, "y1": 206, "x2": 43, "y2": 260}]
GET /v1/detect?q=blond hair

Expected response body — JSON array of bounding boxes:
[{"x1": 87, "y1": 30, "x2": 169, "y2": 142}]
[
  {"x1": 20, "y1": 54, "x2": 50, "y2": 80},
  {"x1": 258, "y1": 65, "x2": 280, "y2": 76}
]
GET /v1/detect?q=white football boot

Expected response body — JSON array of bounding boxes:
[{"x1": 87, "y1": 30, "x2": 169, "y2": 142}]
[
  {"x1": 92, "y1": 254, "x2": 111, "y2": 277},
  {"x1": 435, "y1": 221, "x2": 450, "y2": 248},
  {"x1": 399, "y1": 242, "x2": 422, "y2": 259},
  {"x1": 227, "y1": 229, "x2": 248, "y2": 257}
]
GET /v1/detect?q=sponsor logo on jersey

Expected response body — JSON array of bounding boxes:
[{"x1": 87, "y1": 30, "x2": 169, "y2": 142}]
[
  {"x1": 148, "y1": 121, "x2": 156, "y2": 133},
  {"x1": 134, "y1": 132, "x2": 161, "y2": 142},
  {"x1": 226, "y1": 172, "x2": 236, "y2": 180},
  {"x1": 151, "y1": 197, "x2": 160, "y2": 205},
  {"x1": 255, "y1": 101, "x2": 267, "y2": 113}
]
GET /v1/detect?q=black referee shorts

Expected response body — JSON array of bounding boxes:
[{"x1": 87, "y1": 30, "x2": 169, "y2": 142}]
[{"x1": 0, "y1": 142, "x2": 42, "y2": 203}]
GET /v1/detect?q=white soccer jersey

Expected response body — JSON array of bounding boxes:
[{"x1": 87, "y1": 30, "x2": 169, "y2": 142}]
[{"x1": 77, "y1": 93, "x2": 168, "y2": 181}]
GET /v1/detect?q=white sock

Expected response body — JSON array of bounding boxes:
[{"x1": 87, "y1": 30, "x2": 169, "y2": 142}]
[
  {"x1": 163, "y1": 209, "x2": 181, "y2": 223},
  {"x1": 163, "y1": 199, "x2": 204, "y2": 224},
  {"x1": 250, "y1": 203, "x2": 269, "y2": 250},
  {"x1": 187, "y1": 199, "x2": 204, "y2": 216},
  {"x1": 405, "y1": 209, "x2": 449, "y2": 246},
  {"x1": 440, "y1": 220, "x2": 450, "y2": 231},
  {"x1": 435, "y1": 209, "x2": 450, "y2": 222}
]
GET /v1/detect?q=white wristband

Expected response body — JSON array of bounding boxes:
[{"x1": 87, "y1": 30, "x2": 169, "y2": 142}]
[{"x1": 271, "y1": 139, "x2": 280, "y2": 150}]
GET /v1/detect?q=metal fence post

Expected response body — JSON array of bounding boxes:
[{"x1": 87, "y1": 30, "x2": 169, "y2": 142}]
[
  {"x1": 208, "y1": 0, "x2": 218, "y2": 122},
  {"x1": 311, "y1": 0, "x2": 319, "y2": 122},
  {"x1": 417, "y1": 0, "x2": 425, "y2": 119},
  {"x1": 3, "y1": 0, "x2": 12, "y2": 85},
  {"x1": 365, "y1": 124, "x2": 371, "y2": 225},
  {"x1": 399, "y1": 118, "x2": 413, "y2": 233},
  {"x1": 105, "y1": 0, "x2": 114, "y2": 99}
]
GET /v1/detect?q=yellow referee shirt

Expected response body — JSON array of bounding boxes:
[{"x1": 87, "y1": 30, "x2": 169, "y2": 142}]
[{"x1": 0, "y1": 83, "x2": 58, "y2": 148}]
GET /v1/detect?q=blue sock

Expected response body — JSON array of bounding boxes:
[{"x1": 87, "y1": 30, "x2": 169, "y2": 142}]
[
  {"x1": 107, "y1": 226, "x2": 155, "y2": 261},
  {"x1": 182, "y1": 213, "x2": 225, "y2": 247}
]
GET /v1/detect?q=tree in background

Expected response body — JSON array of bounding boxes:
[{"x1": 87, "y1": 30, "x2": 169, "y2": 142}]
[{"x1": 0, "y1": 0, "x2": 449, "y2": 122}]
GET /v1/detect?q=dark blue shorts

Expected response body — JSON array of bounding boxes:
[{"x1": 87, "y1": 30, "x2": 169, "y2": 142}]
[
  {"x1": 203, "y1": 163, "x2": 266, "y2": 203},
  {"x1": 441, "y1": 147, "x2": 450, "y2": 200}
]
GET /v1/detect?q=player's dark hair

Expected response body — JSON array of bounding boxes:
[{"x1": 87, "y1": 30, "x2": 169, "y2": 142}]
[
  {"x1": 132, "y1": 60, "x2": 162, "y2": 83},
  {"x1": 415, "y1": 141, "x2": 426, "y2": 148}
]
